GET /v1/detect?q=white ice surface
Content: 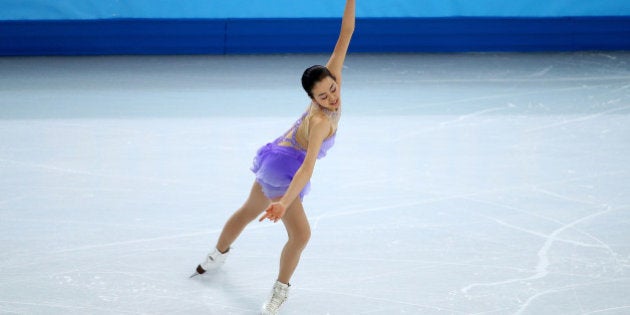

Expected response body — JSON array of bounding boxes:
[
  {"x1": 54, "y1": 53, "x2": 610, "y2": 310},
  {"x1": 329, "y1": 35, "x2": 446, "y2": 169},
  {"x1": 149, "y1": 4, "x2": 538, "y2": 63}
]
[{"x1": 1, "y1": 53, "x2": 629, "y2": 314}]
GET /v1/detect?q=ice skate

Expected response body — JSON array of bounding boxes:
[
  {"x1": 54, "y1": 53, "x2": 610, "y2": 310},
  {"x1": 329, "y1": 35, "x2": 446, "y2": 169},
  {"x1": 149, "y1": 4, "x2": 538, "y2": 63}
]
[
  {"x1": 261, "y1": 281, "x2": 290, "y2": 315},
  {"x1": 189, "y1": 247, "x2": 229, "y2": 278}
]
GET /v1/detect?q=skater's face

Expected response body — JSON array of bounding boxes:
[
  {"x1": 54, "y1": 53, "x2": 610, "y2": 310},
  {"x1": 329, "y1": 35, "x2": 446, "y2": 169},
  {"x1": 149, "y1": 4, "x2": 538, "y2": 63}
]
[{"x1": 311, "y1": 76, "x2": 340, "y2": 111}]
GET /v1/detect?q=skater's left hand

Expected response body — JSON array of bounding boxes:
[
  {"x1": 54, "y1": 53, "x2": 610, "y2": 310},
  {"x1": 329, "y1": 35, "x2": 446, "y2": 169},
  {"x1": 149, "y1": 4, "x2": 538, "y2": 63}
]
[{"x1": 259, "y1": 202, "x2": 286, "y2": 223}]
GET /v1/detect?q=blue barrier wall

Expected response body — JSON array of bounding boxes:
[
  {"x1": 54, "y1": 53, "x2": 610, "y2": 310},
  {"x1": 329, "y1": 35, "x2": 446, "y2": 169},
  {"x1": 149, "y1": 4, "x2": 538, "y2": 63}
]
[
  {"x1": 2, "y1": 0, "x2": 630, "y2": 19},
  {"x1": 1, "y1": 1, "x2": 629, "y2": 55}
]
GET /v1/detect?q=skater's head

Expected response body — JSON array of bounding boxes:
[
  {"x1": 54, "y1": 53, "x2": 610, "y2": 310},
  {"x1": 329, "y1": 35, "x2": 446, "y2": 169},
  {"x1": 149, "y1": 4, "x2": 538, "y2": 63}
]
[{"x1": 302, "y1": 65, "x2": 339, "y2": 110}]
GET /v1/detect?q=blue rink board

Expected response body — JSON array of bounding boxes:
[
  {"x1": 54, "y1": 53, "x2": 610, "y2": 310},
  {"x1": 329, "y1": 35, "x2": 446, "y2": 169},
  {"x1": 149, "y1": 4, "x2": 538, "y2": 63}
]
[{"x1": 1, "y1": 17, "x2": 629, "y2": 55}]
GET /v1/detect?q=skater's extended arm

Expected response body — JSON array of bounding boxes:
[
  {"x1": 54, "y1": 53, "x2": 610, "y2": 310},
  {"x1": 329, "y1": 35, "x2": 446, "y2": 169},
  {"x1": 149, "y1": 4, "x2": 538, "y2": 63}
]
[
  {"x1": 259, "y1": 117, "x2": 331, "y2": 222},
  {"x1": 326, "y1": 0, "x2": 355, "y2": 84}
]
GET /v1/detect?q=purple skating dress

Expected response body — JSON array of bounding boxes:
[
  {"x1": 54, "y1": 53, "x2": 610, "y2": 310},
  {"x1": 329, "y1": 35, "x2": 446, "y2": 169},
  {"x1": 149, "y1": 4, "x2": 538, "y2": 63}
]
[{"x1": 251, "y1": 104, "x2": 340, "y2": 200}]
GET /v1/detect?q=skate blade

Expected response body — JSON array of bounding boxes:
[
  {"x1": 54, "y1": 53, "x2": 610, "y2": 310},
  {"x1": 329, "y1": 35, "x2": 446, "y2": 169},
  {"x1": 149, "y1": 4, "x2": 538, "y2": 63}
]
[{"x1": 189, "y1": 265, "x2": 207, "y2": 278}]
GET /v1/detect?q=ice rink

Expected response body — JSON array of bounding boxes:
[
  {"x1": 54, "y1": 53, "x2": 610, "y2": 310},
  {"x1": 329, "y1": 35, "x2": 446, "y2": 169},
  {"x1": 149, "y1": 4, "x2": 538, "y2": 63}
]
[{"x1": 1, "y1": 52, "x2": 629, "y2": 314}]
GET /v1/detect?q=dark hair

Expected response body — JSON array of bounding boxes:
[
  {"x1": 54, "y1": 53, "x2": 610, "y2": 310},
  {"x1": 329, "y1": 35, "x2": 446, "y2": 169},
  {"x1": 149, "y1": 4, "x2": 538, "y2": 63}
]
[{"x1": 301, "y1": 65, "x2": 337, "y2": 99}]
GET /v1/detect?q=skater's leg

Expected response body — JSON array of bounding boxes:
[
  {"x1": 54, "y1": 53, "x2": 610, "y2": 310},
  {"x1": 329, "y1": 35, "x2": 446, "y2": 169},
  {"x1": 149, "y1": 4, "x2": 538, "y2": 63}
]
[
  {"x1": 277, "y1": 199, "x2": 311, "y2": 284},
  {"x1": 216, "y1": 181, "x2": 270, "y2": 252}
]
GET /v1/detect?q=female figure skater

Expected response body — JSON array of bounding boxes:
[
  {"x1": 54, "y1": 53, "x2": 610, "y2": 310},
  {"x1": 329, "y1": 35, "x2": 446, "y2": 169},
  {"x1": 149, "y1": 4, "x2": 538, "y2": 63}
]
[{"x1": 192, "y1": 1, "x2": 354, "y2": 313}]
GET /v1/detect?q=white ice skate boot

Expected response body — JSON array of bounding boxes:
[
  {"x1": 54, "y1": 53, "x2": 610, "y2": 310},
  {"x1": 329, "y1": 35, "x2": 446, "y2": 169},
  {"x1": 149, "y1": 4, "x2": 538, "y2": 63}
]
[
  {"x1": 190, "y1": 247, "x2": 229, "y2": 278},
  {"x1": 261, "y1": 281, "x2": 290, "y2": 315}
]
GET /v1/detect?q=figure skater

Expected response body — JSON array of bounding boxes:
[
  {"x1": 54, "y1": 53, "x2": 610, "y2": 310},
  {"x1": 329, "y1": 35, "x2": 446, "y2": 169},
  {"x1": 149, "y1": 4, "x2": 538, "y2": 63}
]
[{"x1": 191, "y1": 1, "x2": 354, "y2": 313}]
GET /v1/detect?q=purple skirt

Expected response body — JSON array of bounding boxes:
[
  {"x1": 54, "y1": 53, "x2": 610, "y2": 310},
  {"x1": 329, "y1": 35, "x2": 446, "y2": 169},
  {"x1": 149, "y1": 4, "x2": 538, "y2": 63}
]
[{"x1": 251, "y1": 143, "x2": 311, "y2": 200}]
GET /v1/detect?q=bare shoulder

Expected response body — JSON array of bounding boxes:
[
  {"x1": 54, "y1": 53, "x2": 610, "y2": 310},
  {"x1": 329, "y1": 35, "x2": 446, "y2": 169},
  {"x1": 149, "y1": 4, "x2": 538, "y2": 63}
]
[
  {"x1": 308, "y1": 112, "x2": 332, "y2": 140},
  {"x1": 310, "y1": 112, "x2": 332, "y2": 129}
]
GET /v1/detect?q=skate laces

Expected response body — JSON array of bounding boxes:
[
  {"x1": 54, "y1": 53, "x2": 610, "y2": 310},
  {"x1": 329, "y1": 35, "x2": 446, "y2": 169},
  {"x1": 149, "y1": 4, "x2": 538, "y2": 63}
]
[
  {"x1": 201, "y1": 248, "x2": 228, "y2": 269},
  {"x1": 265, "y1": 282, "x2": 289, "y2": 312}
]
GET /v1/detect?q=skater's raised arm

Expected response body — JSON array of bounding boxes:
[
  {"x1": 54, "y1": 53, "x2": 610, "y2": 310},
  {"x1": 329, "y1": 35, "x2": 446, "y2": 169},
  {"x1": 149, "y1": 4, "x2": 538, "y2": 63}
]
[{"x1": 326, "y1": 0, "x2": 355, "y2": 84}]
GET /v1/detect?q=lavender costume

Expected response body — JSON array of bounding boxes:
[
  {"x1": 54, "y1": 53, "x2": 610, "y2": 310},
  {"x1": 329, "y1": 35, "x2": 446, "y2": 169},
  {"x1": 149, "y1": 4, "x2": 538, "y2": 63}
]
[{"x1": 251, "y1": 105, "x2": 340, "y2": 200}]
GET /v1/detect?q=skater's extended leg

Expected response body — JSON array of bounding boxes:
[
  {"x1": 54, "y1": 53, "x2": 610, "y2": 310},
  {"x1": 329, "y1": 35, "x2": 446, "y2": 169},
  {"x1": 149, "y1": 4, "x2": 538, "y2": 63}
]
[
  {"x1": 216, "y1": 181, "x2": 270, "y2": 252},
  {"x1": 193, "y1": 181, "x2": 270, "y2": 276},
  {"x1": 277, "y1": 199, "x2": 311, "y2": 284},
  {"x1": 261, "y1": 200, "x2": 309, "y2": 313}
]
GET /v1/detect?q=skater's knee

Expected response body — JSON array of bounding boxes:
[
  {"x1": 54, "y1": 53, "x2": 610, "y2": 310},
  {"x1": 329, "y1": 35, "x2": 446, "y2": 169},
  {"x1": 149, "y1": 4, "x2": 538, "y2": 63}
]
[{"x1": 288, "y1": 228, "x2": 310, "y2": 248}]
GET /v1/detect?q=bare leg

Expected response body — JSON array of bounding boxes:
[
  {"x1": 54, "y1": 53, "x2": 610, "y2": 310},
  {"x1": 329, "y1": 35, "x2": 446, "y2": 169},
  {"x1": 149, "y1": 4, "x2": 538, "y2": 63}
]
[
  {"x1": 277, "y1": 199, "x2": 311, "y2": 284},
  {"x1": 215, "y1": 181, "x2": 270, "y2": 252}
]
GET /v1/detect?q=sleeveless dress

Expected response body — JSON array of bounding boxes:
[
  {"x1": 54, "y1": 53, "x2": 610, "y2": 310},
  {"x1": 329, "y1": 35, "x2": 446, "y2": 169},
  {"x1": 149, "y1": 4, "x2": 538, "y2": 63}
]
[{"x1": 251, "y1": 104, "x2": 340, "y2": 200}]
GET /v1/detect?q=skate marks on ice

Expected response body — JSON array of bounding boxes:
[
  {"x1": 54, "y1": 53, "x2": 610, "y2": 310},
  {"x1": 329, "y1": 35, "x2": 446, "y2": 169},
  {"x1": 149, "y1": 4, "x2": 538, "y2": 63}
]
[
  {"x1": 303, "y1": 172, "x2": 629, "y2": 314},
  {"x1": 1, "y1": 52, "x2": 630, "y2": 314}
]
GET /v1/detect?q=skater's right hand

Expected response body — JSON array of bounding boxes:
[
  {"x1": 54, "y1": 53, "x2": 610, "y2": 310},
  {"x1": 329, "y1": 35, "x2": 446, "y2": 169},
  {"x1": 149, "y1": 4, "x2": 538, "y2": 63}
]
[{"x1": 259, "y1": 202, "x2": 286, "y2": 223}]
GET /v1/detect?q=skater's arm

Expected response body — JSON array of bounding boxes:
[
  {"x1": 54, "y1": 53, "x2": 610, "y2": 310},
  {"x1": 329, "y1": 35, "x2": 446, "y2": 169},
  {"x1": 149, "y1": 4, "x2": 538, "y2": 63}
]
[
  {"x1": 281, "y1": 118, "x2": 329, "y2": 205},
  {"x1": 326, "y1": 0, "x2": 355, "y2": 84},
  {"x1": 259, "y1": 117, "x2": 331, "y2": 222}
]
